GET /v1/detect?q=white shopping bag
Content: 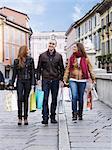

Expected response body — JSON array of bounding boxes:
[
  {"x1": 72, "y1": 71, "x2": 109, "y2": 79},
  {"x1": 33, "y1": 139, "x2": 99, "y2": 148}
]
[
  {"x1": 63, "y1": 87, "x2": 71, "y2": 101},
  {"x1": 92, "y1": 86, "x2": 98, "y2": 101},
  {"x1": 5, "y1": 90, "x2": 18, "y2": 111},
  {"x1": 58, "y1": 88, "x2": 64, "y2": 114}
]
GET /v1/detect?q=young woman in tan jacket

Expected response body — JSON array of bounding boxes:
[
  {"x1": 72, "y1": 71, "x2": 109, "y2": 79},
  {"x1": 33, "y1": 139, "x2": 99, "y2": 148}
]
[{"x1": 63, "y1": 42, "x2": 95, "y2": 120}]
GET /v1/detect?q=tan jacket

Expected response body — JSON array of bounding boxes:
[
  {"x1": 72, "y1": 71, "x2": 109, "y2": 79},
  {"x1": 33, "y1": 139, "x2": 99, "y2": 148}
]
[{"x1": 63, "y1": 57, "x2": 95, "y2": 83}]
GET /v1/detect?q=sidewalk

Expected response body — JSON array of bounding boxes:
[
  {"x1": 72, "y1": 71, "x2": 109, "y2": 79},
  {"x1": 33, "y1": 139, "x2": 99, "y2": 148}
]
[
  {"x1": 60, "y1": 98, "x2": 112, "y2": 150},
  {"x1": 0, "y1": 90, "x2": 112, "y2": 150},
  {"x1": 0, "y1": 91, "x2": 58, "y2": 150}
]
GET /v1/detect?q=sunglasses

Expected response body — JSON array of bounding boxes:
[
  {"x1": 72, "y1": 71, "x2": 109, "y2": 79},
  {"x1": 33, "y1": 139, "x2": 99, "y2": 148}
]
[{"x1": 49, "y1": 42, "x2": 55, "y2": 45}]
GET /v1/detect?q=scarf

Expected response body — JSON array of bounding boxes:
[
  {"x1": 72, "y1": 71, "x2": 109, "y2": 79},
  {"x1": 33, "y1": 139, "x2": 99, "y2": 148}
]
[{"x1": 70, "y1": 51, "x2": 89, "y2": 79}]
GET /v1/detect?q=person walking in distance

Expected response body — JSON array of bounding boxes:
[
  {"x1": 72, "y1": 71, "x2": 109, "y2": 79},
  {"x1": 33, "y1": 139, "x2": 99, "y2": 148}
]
[
  {"x1": 37, "y1": 39, "x2": 64, "y2": 125},
  {"x1": 10, "y1": 46, "x2": 35, "y2": 125},
  {"x1": 63, "y1": 42, "x2": 95, "y2": 120}
]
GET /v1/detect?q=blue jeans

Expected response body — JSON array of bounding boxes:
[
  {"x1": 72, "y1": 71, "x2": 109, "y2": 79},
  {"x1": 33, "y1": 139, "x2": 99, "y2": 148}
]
[
  {"x1": 42, "y1": 79, "x2": 59, "y2": 120},
  {"x1": 69, "y1": 81, "x2": 86, "y2": 114}
]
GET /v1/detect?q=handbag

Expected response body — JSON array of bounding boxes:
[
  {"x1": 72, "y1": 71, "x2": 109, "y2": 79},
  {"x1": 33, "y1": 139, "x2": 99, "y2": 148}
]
[
  {"x1": 5, "y1": 90, "x2": 18, "y2": 111},
  {"x1": 35, "y1": 89, "x2": 44, "y2": 109},
  {"x1": 30, "y1": 90, "x2": 36, "y2": 112}
]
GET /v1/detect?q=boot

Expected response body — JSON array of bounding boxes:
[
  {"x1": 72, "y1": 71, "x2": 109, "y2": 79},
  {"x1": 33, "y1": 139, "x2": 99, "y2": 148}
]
[
  {"x1": 18, "y1": 119, "x2": 22, "y2": 125},
  {"x1": 78, "y1": 111, "x2": 83, "y2": 120},
  {"x1": 72, "y1": 112, "x2": 77, "y2": 121},
  {"x1": 24, "y1": 119, "x2": 28, "y2": 125},
  {"x1": 41, "y1": 117, "x2": 48, "y2": 125},
  {"x1": 41, "y1": 119, "x2": 48, "y2": 125}
]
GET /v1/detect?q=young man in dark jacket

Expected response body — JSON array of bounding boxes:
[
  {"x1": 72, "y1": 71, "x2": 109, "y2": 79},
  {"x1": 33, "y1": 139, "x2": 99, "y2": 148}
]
[{"x1": 37, "y1": 39, "x2": 64, "y2": 124}]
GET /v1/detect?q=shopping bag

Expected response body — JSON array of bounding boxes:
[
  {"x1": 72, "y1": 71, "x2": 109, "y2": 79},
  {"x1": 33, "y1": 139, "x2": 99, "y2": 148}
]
[
  {"x1": 87, "y1": 90, "x2": 92, "y2": 110},
  {"x1": 92, "y1": 86, "x2": 98, "y2": 101},
  {"x1": 63, "y1": 87, "x2": 71, "y2": 101},
  {"x1": 30, "y1": 90, "x2": 36, "y2": 112},
  {"x1": 58, "y1": 87, "x2": 64, "y2": 114},
  {"x1": 36, "y1": 89, "x2": 44, "y2": 109},
  {"x1": 5, "y1": 90, "x2": 18, "y2": 111}
]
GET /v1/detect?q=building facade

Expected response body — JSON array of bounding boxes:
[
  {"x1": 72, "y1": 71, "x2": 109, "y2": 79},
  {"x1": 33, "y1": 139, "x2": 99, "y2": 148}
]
[
  {"x1": 0, "y1": 7, "x2": 32, "y2": 79},
  {"x1": 66, "y1": 3, "x2": 101, "y2": 68},
  {"x1": 31, "y1": 31, "x2": 66, "y2": 68},
  {"x1": 97, "y1": 0, "x2": 112, "y2": 72},
  {"x1": 66, "y1": 0, "x2": 112, "y2": 71}
]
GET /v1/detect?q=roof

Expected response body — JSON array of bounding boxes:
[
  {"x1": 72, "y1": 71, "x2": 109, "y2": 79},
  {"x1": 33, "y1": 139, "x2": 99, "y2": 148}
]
[
  {"x1": 0, "y1": 12, "x2": 32, "y2": 33},
  {"x1": 97, "y1": 0, "x2": 112, "y2": 14},
  {"x1": 0, "y1": 6, "x2": 29, "y2": 19}
]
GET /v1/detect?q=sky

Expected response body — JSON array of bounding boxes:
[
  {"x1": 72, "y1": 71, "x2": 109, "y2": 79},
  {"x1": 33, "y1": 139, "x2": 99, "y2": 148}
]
[{"x1": 0, "y1": 0, "x2": 101, "y2": 32}]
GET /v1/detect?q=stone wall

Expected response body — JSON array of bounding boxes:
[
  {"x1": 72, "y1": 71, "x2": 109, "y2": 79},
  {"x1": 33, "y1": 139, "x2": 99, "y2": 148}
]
[{"x1": 96, "y1": 73, "x2": 112, "y2": 108}]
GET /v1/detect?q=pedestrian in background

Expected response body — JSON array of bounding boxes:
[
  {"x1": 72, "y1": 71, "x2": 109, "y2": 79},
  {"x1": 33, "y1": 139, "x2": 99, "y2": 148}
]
[
  {"x1": 37, "y1": 39, "x2": 64, "y2": 125},
  {"x1": 0, "y1": 70, "x2": 5, "y2": 90},
  {"x1": 63, "y1": 42, "x2": 95, "y2": 120},
  {"x1": 10, "y1": 45, "x2": 35, "y2": 125}
]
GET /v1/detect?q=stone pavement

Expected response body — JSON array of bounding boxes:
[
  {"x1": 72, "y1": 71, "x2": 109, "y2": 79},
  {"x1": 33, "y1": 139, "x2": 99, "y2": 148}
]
[
  {"x1": 62, "y1": 99, "x2": 112, "y2": 150},
  {"x1": 0, "y1": 90, "x2": 112, "y2": 150},
  {"x1": 0, "y1": 91, "x2": 58, "y2": 150}
]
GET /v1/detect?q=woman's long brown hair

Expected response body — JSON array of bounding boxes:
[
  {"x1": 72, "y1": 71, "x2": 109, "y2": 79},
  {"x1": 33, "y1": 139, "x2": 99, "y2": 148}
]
[
  {"x1": 76, "y1": 42, "x2": 87, "y2": 58},
  {"x1": 17, "y1": 45, "x2": 28, "y2": 68}
]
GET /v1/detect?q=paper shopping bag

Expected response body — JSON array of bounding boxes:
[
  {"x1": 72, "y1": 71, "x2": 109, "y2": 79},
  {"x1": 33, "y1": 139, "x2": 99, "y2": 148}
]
[
  {"x1": 36, "y1": 89, "x2": 44, "y2": 109},
  {"x1": 5, "y1": 90, "x2": 18, "y2": 111},
  {"x1": 30, "y1": 91, "x2": 36, "y2": 112}
]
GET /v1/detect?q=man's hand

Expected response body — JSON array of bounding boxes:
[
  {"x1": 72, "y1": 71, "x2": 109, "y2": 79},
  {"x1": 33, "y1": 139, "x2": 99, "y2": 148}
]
[
  {"x1": 36, "y1": 80, "x2": 41, "y2": 86},
  {"x1": 59, "y1": 81, "x2": 64, "y2": 87},
  {"x1": 31, "y1": 85, "x2": 35, "y2": 91}
]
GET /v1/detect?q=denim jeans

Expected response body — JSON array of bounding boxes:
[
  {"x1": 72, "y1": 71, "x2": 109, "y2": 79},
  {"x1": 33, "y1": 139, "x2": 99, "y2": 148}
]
[
  {"x1": 42, "y1": 79, "x2": 59, "y2": 120},
  {"x1": 69, "y1": 80, "x2": 86, "y2": 114}
]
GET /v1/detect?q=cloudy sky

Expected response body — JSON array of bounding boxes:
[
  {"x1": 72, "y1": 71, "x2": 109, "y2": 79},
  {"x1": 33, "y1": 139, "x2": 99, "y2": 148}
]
[{"x1": 0, "y1": 0, "x2": 101, "y2": 32}]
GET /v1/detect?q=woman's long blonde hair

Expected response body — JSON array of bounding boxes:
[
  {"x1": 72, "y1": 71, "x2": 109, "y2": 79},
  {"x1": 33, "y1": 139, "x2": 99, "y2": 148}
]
[{"x1": 17, "y1": 45, "x2": 28, "y2": 67}]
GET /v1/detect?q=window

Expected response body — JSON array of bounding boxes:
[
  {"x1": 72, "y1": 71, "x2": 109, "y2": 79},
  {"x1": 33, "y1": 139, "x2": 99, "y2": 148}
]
[
  {"x1": 11, "y1": 45, "x2": 15, "y2": 64},
  {"x1": 89, "y1": 19, "x2": 92, "y2": 31},
  {"x1": 110, "y1": 12, "x2": 112, "y2": 22},
  {"x1": 97, "y1": 33, "x2": 100, "y2": 50},
  {"x1": 21, "y1": 32, "x2": 25, "y2": 45},
  {"x1": 85, "y1": 22, "x2": 87, "y2": 33},
  {"x1": 106, "y1": 40, "x2": 109, "y2": 54},
  {"x1": 5, "y1": 44, "x2": 9, "y2": 59},
  {"x1": 111, "y1": 39, "x2": 112, "y2": 53},
  {"x1": 101, "y1": 18, "x2": 104, "y2": 27},
  {"x1": 102, "y1": 42, "x2": 105, "y2": 55},
  {"x1": 106, "y1": 14, "x2": 109, "y2": 25},
  {"x1": 4, "y1": 26, "x2": 9, "y2": 42},
  {"x1": 94, "y1": 15, "x2": 97, "y2": 27}
]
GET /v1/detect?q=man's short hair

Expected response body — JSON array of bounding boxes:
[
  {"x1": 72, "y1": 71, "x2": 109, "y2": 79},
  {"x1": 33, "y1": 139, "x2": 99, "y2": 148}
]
[{"x1": 48, "y1": 39, "x2": 57, "y2": 46}]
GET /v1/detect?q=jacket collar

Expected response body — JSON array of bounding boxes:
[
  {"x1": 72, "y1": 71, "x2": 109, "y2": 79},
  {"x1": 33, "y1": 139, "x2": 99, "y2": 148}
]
[{"x1": 47, "y1": 49, "x2": 56, "y2": 57}]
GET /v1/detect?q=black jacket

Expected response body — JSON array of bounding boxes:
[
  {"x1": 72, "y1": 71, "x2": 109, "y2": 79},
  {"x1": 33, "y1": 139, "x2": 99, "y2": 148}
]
[
  {"x1": 11, "y1": 56, "x2": 35, "y2": 85},
  {"x1": 37, "y1": 50, "x2": 64, "y2": 81}
]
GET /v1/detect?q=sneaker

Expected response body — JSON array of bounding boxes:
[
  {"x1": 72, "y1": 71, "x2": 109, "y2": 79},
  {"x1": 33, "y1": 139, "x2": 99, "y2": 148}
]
[{"x1": 51, "y1": 119, "x2": 58, "y2": 124}]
